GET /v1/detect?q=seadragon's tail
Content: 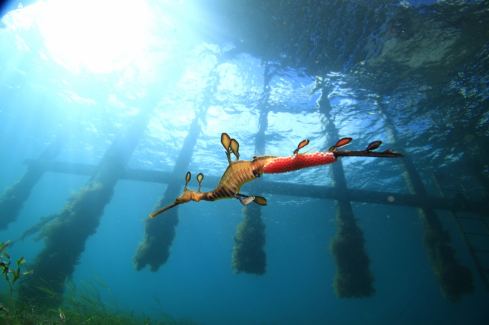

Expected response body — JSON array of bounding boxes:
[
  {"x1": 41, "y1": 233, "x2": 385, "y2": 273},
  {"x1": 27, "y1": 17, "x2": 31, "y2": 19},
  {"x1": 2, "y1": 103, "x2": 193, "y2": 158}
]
[{"x1": 262, "y1": 138, "x2": 404, "y2": 174}]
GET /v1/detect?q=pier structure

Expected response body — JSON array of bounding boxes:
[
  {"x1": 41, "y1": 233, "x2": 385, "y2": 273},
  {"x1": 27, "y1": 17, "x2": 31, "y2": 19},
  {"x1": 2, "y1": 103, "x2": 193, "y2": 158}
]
[{"x1": 0, "y1": 89, "x2": 487, "y2": 305}]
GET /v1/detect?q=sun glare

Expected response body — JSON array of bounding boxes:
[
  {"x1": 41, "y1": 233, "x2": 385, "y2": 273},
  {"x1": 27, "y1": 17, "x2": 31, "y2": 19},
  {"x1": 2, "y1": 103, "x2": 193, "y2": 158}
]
[{"x1": 39, "y1": 0, "x2": 154, "y2": 73}]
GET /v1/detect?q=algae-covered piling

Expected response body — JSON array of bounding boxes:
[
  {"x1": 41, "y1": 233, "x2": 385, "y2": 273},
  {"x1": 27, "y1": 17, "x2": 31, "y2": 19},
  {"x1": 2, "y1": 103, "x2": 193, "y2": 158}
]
[
  {"x1": 232, "y1": 204, "x2": 267, "y2": 275},
  {"x1": 329, "y1": 201, "x2": 375, "y2": 298},
  {"x1": 133, "y1": 117, "x2": 200, "y2": 272},
  {"x1": 401, "y1": 155, "x2": 474, "y2": 302},
  {"x1": 23, "y1": 107, "x2": 152, "y2": 304},
  {"x1": 0, "y1": 134, "x2": 66, "y2": 230},
  {"x1": 133, "y1": 187, "x2": 180, "y2": 272},
  {"x1": 319, "y1": 85, "x2": 376, "y2": 298},
  {"x1": 24, "y1": 173, "x2": 118, "y2": 304}
]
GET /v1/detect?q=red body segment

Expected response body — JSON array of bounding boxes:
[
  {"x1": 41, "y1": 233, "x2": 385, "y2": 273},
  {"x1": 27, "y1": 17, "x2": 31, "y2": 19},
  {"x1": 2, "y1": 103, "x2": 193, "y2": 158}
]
[{"x1": 263, "y1": 152, "x2": 337, "y2": 174}]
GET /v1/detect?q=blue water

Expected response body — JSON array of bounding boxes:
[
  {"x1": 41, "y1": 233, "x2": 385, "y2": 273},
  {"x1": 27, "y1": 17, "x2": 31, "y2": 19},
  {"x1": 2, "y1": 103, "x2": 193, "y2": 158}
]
[{"x1": 1, "y1": 0, "x2": 489, "y2": 324}]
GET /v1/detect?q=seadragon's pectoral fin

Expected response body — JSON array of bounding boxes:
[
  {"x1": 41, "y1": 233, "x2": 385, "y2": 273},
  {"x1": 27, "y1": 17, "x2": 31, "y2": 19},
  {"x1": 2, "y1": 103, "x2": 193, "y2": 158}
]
[
  {"x1": 252, "y1": 196, "x2": 267, "y2": 206},
  {"x1": 237, "y1": 195, "x2": 255, "y2": 206},
  {"x1": 230, "y1": 189, "x2": 267, "y2": 206}
]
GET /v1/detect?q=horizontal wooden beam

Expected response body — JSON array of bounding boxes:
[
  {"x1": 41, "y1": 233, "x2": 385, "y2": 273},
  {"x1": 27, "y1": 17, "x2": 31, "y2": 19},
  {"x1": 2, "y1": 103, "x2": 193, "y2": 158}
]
[{"x1": 24, "y1": 159, "x2": 489, "y2": 216}]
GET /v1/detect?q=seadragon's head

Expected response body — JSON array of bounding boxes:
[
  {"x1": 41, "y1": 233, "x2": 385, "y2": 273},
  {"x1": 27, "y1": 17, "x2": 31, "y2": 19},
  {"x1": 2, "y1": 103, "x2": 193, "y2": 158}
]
[{"x1": 150, "y1": 172, "x2": 206, "y2": 218}]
